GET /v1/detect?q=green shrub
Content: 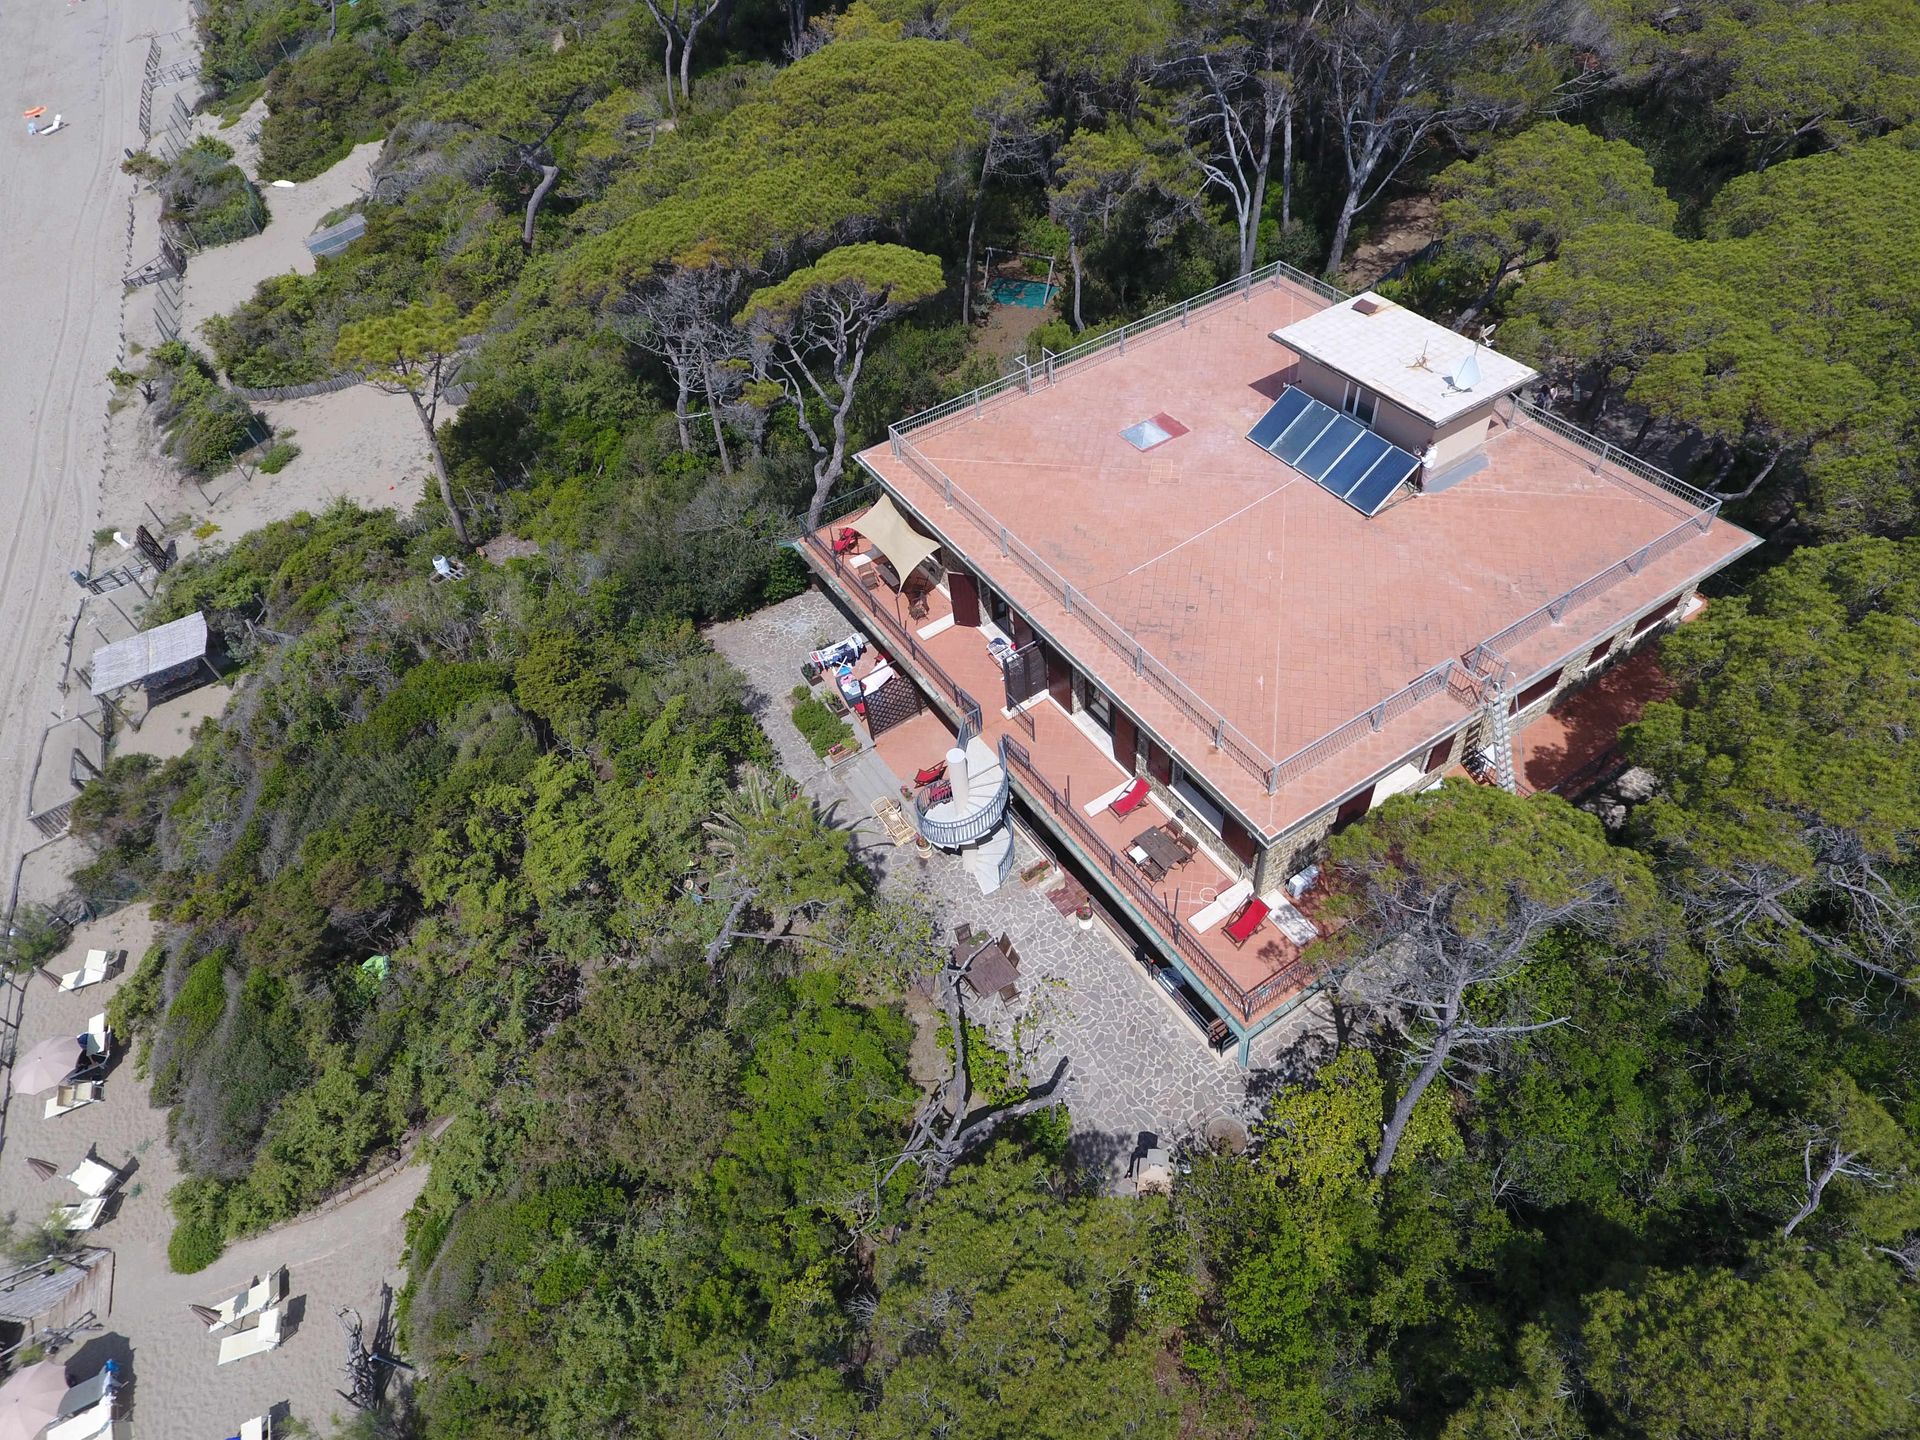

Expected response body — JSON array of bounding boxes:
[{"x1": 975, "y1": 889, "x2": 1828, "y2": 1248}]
[
  {"x1": 168, "y1": 1217, "x2": 226, "y2": 1273},
  {"x1": 258, "y1": 41, "x2": 395, "y2": 180},
  {"x1": 137, "y1": 342, "x2": 265, "y2": 474},
  {"x1": 790, "y1": 695, "x2": 855, "y2": 758},
  {"x1": 158, "y1": 136, "x2": 267, "y2": 249},
  {"x1": 167, "y1": 1177, "x2": 231, "y2": 1272},
  {"x1": 257, "y1": 441, "x2": 300, "y2": 473}
]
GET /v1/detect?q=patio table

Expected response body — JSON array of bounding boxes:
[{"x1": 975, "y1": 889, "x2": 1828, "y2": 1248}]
[
  {"x1": 954, "y1": 941, "x2": 1019, "y2": 998},
  {"x1": 1133, "y1": 826, "x2": 1188, "y2": 872}
]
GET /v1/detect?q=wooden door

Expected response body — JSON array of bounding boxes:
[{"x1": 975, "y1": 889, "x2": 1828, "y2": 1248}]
[
  {"x1": 1044, "y1": 646, "x2": 1074, "y2": 710},
  {"x1": 1111, "y1": 710, "x2": 1139, "y2": 773},
  {"x1": 948, "y1": 565, "x2": 981, "y2": 627}
]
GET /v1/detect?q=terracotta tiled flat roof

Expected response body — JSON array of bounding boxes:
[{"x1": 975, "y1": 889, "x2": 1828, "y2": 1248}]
[{"x1": 857, "y1": 274, "x2": 1759, "y2": 840}]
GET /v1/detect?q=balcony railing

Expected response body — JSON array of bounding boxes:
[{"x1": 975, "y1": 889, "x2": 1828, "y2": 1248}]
[
  {"x1": 1509, "y1": 398, "x2": 1722, "y2": 518},
  {"x1": 913, "y1": 737, "x2": 1011, "y2": 848},
  {"x1": 1002, "y1": 735, "x2": 1322, "y2": 1026},
  {"x1": 803, "y1": 529, "x2": 977, "y2": 724}
]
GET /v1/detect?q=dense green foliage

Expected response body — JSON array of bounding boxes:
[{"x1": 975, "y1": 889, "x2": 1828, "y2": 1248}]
[
  {"x1": 128, "y1": 135, "x2": 266, "y2": 247},
  {"x1": 112, "y1": 341, "x2": 265, "y2": 475},
  {"x1": 60, "y1": 1, "x2": 1920, "y2": 1434}
]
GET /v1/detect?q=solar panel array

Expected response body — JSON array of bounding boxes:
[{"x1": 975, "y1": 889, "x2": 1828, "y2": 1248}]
[{"x1": 1246, "y1": 386, "x2": 1421, "y2": 517}]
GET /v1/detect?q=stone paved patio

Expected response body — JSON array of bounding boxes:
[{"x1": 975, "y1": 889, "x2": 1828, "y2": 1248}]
[{"x1": 707, "y1": 590, "x2": 1334, "y2": 1165}]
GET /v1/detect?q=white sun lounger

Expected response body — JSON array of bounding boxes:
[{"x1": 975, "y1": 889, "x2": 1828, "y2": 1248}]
[
  {"x1": 218, "y1": 1305, "x2": 284, "y2": 1364},
  {"x1": 206, "y1": 1268, "x2": 287, "y2": 1332},
  {"x1": 83, "y1": 1013, "x2": 111, "y2": 1058},
  {"x1": 67, "y1": 1157, "x2": 124, "y2": 1198},
  {"x1": 44, "y1": 1082, "x2": 102, "y2": 1119},
  {"x1": 240, "y1": 1416, "x2": 271, "y2": 1440},
  {"x1": 56, "y1": 1197, "x2": 107, "y2": 1232},
  {"x1": 57, "y1": 950, "x2": 115, "y2": 991},
  {"x1": 1187, "y1": 878, "x2": 1254, "y2": 934}
]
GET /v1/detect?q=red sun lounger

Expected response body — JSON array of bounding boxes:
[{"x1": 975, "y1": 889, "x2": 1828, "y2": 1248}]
[
  {"x1": 1223, "y1": 897, "x2": 1270, "y2": 948},
  {"x1": 914, "y1": 760, "x2": 948, "y2": 787},
  {"x1": 1109, "y1": 778, "x2": 1150, "y2": 817}
]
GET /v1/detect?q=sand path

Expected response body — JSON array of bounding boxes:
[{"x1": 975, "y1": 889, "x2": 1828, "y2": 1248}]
[
  {"x1": 0, "y1": 909, "x2": 426, "y2": 1435},
  {"x1": 0, "y1": 0, "x2": 181, "y2": 900}
]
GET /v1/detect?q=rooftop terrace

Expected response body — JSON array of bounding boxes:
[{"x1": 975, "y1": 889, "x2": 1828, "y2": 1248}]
[{"x1": 857, "y1": 265, "x2": 1759, "y2": 839}]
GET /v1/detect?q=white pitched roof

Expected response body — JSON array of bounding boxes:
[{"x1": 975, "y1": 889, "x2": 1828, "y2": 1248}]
[{"x1": 1272, "y1": 293, "x2": 1537, "y2": 427}]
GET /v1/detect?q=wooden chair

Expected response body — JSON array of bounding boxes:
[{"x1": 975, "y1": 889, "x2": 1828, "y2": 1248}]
[
  {"x1": 1174, "y1": 830, "x2": 1200, "y2": 860},
  {"x1": 997, "y1": 983, "x2": 1019, "y2": 1003},
  {"x1": 908, "y1": 592, "x2": 931, "y2": 621},
  {"x1": 955, "y1": 923, "x2": 975, "y2": 946},
  {"x1": 1002, "y1": 943, "x2": 1021, "y2": 972}
]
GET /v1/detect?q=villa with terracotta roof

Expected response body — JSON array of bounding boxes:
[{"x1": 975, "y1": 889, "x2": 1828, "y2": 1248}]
[{"x1": 801, "y1": 262, "x2": 1759, "y2": 1063}]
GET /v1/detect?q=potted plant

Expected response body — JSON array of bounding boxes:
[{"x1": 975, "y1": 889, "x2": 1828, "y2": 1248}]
[
  {"x1": 915, "y1": 836, "x2": 933, "y2": 861},
  {"x1": 1076, "y1": 898, "x2": 1094, "y2": 931}
]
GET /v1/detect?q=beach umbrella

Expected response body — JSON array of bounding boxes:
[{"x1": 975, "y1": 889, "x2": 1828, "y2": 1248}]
[
  {"x1": 187, "y1": 1302, "x2": 223, "y2": 1328},
  {"x1": 24, "y1": 1157, "x2": 58, "y2": 1182},
  {"x1": 0, "y1": 1359, "x2": 68, "y2": 1440},
  {"x1": 12, "y1": 1036, "x2": 80, "y2": 1095}
]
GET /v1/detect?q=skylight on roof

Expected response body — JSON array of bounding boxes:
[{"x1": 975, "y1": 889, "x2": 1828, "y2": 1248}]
[{"x1": 1120, "y1": 412, "x2": 1189, "y2": 451}]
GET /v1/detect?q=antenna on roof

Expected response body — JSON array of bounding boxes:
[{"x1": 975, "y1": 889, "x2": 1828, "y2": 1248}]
[{"x1": 1409, "y1": 341, "x2": 1432, "y2": 372}]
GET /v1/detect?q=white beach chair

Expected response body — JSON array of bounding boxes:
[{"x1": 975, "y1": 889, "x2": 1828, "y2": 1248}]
[
  {"x1": 206, "y1": 1267, "x2": 288, "y2": 1332},
  {"x1": 217, "y1": 1305, "x2": 284, "y2": 1365},
  {"x1": 56, "y1": 1196, "x2": 107, "y2": 1232},
  {"x1": 44, "y1": 1082, "x2": 102, "y2": 1119},
  {"x1": 56, "y1": 950, "x2": 115, "y2": 991},
  {"x1": 240, "y1": 1416, "x2": 271, "y2": 1440},
  {"x1": 66, "y1": 1156, "x2": 125, "y2": 1198},
  {"x1": 82, "y1": 1013, "x2": 111, "y2": 1061}
]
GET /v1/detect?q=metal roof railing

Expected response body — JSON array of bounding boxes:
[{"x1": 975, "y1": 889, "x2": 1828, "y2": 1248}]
[{"x1": 855, "y1": 269, "x2": 1727, "y2": 821}]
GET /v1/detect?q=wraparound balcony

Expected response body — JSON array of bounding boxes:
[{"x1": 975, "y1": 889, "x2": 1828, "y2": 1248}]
[{"x1": 802, "y1": 519, "x2": 1325, "y2": 1034}]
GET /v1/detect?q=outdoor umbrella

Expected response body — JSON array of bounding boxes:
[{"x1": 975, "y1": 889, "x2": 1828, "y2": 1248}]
[
  {"x1": 12, "y1": 1036, "x2": 81, "y2": 1095},
  {"x1": 0, "y1": 1358, "x2": 68, "y2": 1440},
  {"x1": 24, "y1": 1157, "x2": 58, "y2": 1182},
  {"x1": 187, "y1": 1303, "x2": 223, "y2": 1328}
]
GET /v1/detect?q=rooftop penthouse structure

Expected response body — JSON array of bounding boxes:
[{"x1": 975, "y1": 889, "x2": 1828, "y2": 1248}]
[{"x1": 802, "y1": 264, "x2": 1759, "y2": 1061}]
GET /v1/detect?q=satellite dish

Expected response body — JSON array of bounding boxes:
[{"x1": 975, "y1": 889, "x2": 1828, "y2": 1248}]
[{"x1": 1445, "y1": 348, "x2": 1482, "y2": 392}]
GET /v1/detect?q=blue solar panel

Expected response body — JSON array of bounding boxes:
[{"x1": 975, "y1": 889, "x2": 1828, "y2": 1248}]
[
  {"x1": 1246, "y1": 389, "x2": 1312, "y2": 450},
  {"x1": 1244, "y1": 384, "x2": 1421, "y2": 516},
  {"x1": 1321, "y1": 432, "x2": 1392, "y2": 497},
  {"x1": 1272, "y1": 407, "x2": 1335, "y2": 467},
  {"x1": 1297, "y1": 414, "x2": 1367, "y2": 478},
  {"x1": 1344, "y1": 451, "x2": 1421, "y2": 516}
]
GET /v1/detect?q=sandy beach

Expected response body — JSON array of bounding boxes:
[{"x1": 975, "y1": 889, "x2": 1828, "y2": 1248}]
[{"x1": 0, "y1": 0, "x2": 174, "y2": 899}]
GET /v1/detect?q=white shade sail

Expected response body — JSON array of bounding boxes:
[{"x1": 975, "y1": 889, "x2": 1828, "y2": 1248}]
[{"x1": 851, "y1": 494, "x2": 941, "y2": 581}]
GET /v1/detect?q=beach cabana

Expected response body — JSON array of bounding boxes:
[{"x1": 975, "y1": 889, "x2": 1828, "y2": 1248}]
[{"x1": 88, "y1": 611, "x2": 216, "y2": 701}]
